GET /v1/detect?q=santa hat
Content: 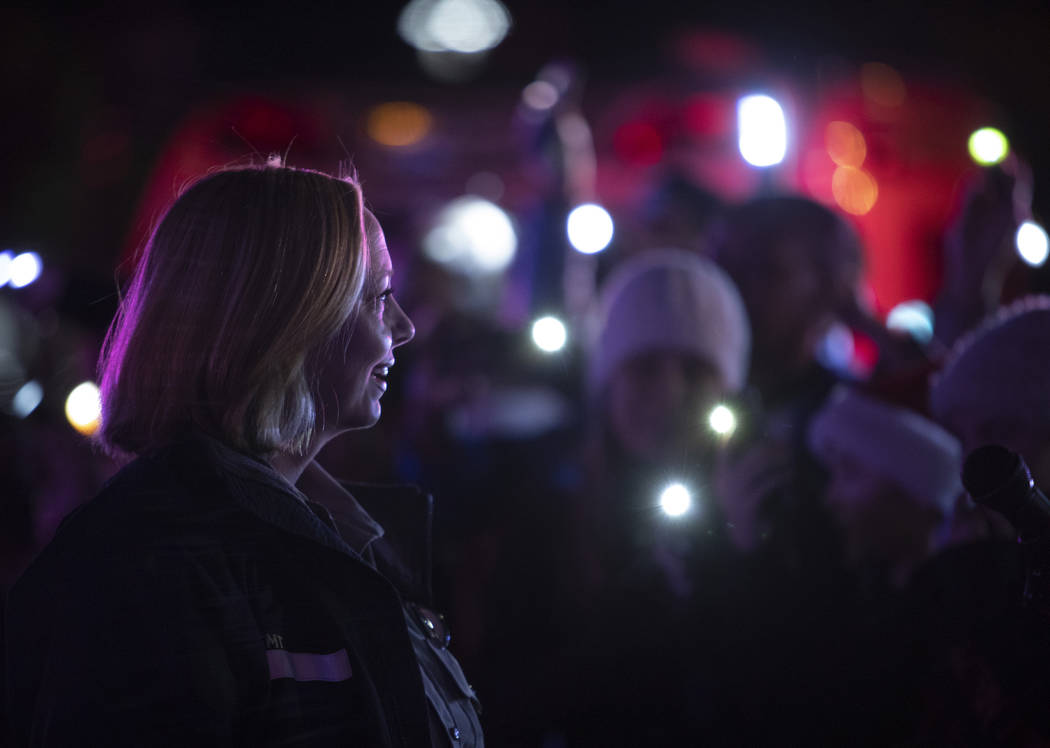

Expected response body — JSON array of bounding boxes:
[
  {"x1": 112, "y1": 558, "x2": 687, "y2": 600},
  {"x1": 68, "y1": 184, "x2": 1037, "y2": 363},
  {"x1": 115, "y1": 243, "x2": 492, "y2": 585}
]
[
  {"x1": 930, "y1": 296, "x2": 1050, "y2": 441},
  {"x1": 809, "y1": 386, "x2": 962, "y2": 514},
  {"x1": 588, "y1": 249, "x2": 750, "y2": 396}
]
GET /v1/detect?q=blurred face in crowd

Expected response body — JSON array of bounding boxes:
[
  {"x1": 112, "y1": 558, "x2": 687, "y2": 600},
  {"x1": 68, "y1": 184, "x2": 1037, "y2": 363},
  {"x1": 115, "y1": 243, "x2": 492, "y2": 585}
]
[
  {"x1": 314, "y1": 211, "x2": 415, "y2": 433},
  {"x1": 744, "y1": 235, "x2": 861, "y2": 376},
  {"x1": 824, "y1": 450, "x2": 939, "y2": 565},
  {"x1": 607, "y1": 350, "x2": 726, "y2": 462}
]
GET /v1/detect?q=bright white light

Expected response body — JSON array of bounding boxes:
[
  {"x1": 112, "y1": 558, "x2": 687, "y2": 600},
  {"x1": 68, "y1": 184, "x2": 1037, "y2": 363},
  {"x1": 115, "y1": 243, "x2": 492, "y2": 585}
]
[
  {"x1": 398, "y1": 0, "x2": 511, "y2": 54},
  {"x1": 0, "y1": 251, "x2": 13, "y2": 287},
  {"x1": 886, "y1": 300, "x2": 934, "y2": 343},
  {"x1": 737, "y1": 94, "x2": 788, "y2": 168},
  {"x1": 659, "y1": 482, "x2": 693, "y2": 518},
  {"x1": 9, "y1": 252, "x2": 42, "y2": 289},
  {"x1": 708, "y1": 404, "x2": 738, "y2": 437},
  {"x1": 65, "y1": 381, "x2": 102, "y2": 436},
  {"x1": 423, "y1": 196, "x2": 517, "y2": 275},
  {"x1": 1016, "y1": 221, "x2": 1050, "y2": 267},
  {"x1": 11, "y1": 380, "x2": 43, "y2": 418},
  {"x1": 566, "y1": 203, "x2": 614, "y2": 254},
  {"x1": 531, "y1": 316, "x2": 567, "y2": 353},
  {"x1": 968, "y1": 127, "x2": 1009, "y2": 166}
]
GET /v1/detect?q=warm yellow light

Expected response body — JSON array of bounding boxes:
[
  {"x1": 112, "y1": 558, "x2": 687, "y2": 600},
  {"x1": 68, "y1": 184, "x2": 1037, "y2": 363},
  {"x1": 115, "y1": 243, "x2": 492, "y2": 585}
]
[
  {"x1": 832, "y1": 166, "x2": 879, "y2": 215},
  {"x1": 968, "y1": 127, "x2": 1009, "y2": 166},
  {"x1": 825, "y1": 121, "x2": 867, "y2": 168},
  {"x1": 860, "y1": 63, "x2": 906, "y2": 108},
  {"x1": 366, "y1": 102, "x2": 434, "y2": 147},
  {"x1": 65, "y1": 381, "x2": 101, "y2": 436}
]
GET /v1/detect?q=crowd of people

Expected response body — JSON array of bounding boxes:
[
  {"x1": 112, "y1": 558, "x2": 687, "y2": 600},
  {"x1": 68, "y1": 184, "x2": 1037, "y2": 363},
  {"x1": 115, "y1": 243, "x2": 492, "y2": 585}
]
[
  {"x1": 392, "y1": 160, "x2": 1050, "y2": 744},
  {"x1": 3, "y1": 149, "x2": 1049, "y2": 745}
]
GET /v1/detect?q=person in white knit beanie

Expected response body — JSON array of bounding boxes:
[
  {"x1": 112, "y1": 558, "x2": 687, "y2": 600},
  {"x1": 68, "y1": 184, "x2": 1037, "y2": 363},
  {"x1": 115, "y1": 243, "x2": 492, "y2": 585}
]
[
  {"x1": 931, "y1": 296, "x2": 1050, "y2": 490},
  {"x1": 587, "y1": 248, "x2": 750, "y2": 462},
  {"x1": 809, "y1": 386, "x2": 962, "y2": 585}
]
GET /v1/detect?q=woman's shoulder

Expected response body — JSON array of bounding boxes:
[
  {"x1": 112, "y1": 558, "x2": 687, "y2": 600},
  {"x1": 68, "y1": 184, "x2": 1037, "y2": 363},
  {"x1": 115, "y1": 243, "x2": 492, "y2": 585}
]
[{"x1": 18, "y1": 448, "x2": 248, "y2": 589}]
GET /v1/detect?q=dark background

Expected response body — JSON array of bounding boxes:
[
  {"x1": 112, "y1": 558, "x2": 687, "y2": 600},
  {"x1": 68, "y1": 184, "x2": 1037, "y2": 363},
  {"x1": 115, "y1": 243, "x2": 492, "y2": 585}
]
[{"x1": 3, "y1": 0, "x2": 1048, "y2": 275}]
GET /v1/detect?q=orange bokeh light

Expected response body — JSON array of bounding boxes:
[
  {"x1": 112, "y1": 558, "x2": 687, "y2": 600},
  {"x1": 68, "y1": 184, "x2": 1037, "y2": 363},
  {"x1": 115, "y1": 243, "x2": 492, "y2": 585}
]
[
  {"x1": 832, "y1": 166, "x2": 879, "y2": 215},
  {"x1": 825, "y1": 121, "x2": 867, "y2": 167},
  {"x1": 366, "y1": 102, "x2": 433, "y2": 147}
]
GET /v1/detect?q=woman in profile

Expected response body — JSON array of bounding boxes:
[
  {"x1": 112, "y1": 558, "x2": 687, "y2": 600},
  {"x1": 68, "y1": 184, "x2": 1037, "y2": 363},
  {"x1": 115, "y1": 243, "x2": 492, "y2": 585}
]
[{"x1": 5, "y1": 163, "x2": 483, "y2": 746}]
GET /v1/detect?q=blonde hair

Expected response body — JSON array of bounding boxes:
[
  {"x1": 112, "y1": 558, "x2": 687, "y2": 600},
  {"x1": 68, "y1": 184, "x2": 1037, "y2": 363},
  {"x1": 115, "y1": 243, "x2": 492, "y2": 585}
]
[{"x1": 98, "y1": 164, "x2": 368, "y2": 458}]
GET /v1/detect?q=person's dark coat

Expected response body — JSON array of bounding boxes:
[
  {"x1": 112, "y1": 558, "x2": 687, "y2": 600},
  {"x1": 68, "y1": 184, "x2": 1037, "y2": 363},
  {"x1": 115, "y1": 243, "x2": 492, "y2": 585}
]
[{"x1": 4, "y1": 435, "x2": 479, "y2": 747}]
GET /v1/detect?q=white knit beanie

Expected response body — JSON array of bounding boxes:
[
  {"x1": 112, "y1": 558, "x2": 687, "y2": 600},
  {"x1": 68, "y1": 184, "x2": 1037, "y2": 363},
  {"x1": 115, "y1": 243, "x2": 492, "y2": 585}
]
[
  {"x1": 930, "y1": 296, "x2": 1050, "y2": 440},
  {"x1": 588, "y1": 248, "x2": 750, "y2": 396},
  {"x1": 809, "y1": 386, "x2": 962, "y2": 514}
]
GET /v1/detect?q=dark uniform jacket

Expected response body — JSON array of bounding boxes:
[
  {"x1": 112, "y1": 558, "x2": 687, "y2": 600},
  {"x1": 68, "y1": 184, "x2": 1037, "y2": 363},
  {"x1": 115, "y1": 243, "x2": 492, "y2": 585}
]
[{"x1": 4, "y1": 434, "x2": 482, "y2": 747}]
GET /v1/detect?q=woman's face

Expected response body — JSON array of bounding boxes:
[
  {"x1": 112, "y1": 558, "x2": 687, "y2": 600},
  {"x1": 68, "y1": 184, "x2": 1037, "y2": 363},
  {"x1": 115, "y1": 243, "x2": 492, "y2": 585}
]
[
  {"x1": 607, "y1": 350, "x2": 726, "y2": 462},
  {"x1": 315, "y1": 211, "x2": 415, "y2": 433}
]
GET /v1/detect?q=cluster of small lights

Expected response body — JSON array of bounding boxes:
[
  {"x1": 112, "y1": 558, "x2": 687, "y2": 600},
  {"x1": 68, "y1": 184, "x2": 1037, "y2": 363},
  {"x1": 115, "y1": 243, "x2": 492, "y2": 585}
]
[
  {"x1": 826, "y1": 121, "x2": 878, "y2": 216},
  {"x1": 1016, "y1": 221, "x2": 1050, "y2": 267},
  {"x1": 531, "y1": 316, "x2": 567, "y2": 353},
  {"x1": 737, "y1": 94, "x2": 787, "y2": 168},
  {"x1": 968, "y1": 127, "x2": 1010, "y2": 167},
  {"x1": 366, "y1": 102, "x2": 433, "y2": 148},
  {"x1": 65, "y1": 381, "x2": 102, "y2": 436},
  {"x1": 566, "y1": 204, "x2": 614, "y2": 254},
  {"x1": 659, "y1": 482, "x2": 693, "y2": 518},
  {"x1": 0, "y1": 250, "x2": 43, "y2": 289},
  {"x1": 707, "y1": 404, "x2": 738, "y2": 438},
  {"x1": 886, "y1": 300, "x2": 935, "y2": 343},
  {"x1": 423, "y1": 196, "x2": 517, "y2": 275}
]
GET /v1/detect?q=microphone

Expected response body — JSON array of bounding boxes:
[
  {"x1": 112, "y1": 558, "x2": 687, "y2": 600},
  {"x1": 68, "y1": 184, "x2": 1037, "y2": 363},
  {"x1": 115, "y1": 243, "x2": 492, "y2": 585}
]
[{"x1": 961, "y1": 444, "x2": 1050, "y2": 543}]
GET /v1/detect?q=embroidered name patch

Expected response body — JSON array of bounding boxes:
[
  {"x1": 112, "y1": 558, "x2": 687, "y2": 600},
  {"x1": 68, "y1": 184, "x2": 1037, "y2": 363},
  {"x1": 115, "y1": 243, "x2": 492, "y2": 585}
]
[{"x1": 266, "y1": 648, "x2": 353, "y2": 682}]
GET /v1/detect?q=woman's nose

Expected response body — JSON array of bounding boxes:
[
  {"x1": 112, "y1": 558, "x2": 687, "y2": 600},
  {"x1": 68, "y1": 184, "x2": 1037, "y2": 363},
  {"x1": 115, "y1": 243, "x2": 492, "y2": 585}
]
[{"x1": 390, "y1": 297, "x2": 415, "y2": 347}]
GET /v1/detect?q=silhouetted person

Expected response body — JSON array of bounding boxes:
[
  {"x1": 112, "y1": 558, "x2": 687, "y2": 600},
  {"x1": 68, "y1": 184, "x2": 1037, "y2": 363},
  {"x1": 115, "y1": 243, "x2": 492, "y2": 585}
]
[{"x1": 4, "y1": 164, "x2": 483, "y2": 746}]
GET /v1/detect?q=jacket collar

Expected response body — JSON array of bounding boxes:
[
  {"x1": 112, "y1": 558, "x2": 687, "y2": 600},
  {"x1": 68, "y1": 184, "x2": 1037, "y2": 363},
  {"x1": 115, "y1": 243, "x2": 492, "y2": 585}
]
[{"x1": 153, "y1": 433, "x2": 433, "y2": 604}]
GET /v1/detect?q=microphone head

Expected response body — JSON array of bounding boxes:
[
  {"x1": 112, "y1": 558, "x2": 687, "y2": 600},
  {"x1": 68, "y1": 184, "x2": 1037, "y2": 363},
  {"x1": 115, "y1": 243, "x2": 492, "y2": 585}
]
[{"x1": 962, "y1": 443, "x2": 1050, "y2": 542}]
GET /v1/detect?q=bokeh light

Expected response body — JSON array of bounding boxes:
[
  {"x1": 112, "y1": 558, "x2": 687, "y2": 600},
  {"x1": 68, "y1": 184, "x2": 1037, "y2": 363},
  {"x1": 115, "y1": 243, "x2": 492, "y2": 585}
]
[
  {"x1": 9, "y1": 252, "x2": 43, "y2": 289},
  {"x1": 818, "y1": 322, "x2": 855, "y2": 373},
  {"x1": 825, "y1": 121, "x2": 867, "y2": 167},
  {"x1": 11, "y1": 380, "x2": 43, "y2": 418},
  {"x1": 659, "y1": 482, "x2": 693, "y2": 518},
  {"x1": 0, "y1": 251, "x2": 13, "y2": 287},
  {"x1": 886, "y1": 300, "x2": 934, "y2": 343},
  {"x1": 366, "y1": 102, "x2": 433, "y2": 148},
  {"x1": 65, "y1": 381, "x2": 102, "y2": 436},
  {"x1": 707, "y1": 404, "x2": 738, "y2": 438},
  {"x1": 860, "y1": 63, "x2": 906, "y2": 108},
  {"x1": 397, "y1": 0, "x2": 512, "y2": 53},
  {"x1": 613, "y1": 121, "x2": 664, "y2": 166},
  {"x1": 423, "y1": 196, "x2": 517, "y2": 274},
  {"x1": 531, "y1": 316, "x2": 568, "y2": 353},
  {"x1": 522, "y1": 80, "x2": 559, "y2": 111},
  {"x1": 968, "y1": 127, "x2": 1010, "y2": 166},
  {"x1": 1016, "y1": 220, "x2": 1050, "y2": 267},
  {"x1": 566, "y1": 203, "x2": 614, "y2": 254},
  {"x1": 737, "y1": 94, "x2": 787, "y2": 168},
  {"x1": 832, "y1": 166, "x2": 879, "y2": 215}
]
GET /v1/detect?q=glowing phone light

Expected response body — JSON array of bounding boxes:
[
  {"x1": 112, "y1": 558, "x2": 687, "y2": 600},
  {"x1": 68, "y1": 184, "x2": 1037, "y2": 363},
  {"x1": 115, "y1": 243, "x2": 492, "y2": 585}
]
[{"x1": 737, "y1": 94, "x2": 787, "y2": 168}]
